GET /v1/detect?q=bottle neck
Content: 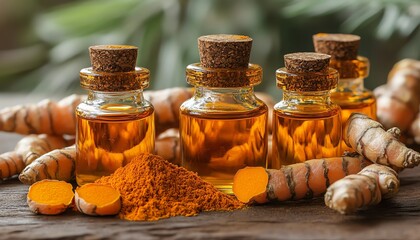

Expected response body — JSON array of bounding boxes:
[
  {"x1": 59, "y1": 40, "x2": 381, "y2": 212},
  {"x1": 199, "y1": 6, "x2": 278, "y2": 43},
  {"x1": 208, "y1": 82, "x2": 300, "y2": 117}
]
[
  {"x1": 335, "y1": 77, "x2": 365, "y2": 93},
  {"x1": 282, "y1": 90, "x2": 332, "y2": 106},
  {"x1": 87, "y1": 90, "x2": 145, "y2": 105},
  {"x1": 194, "y1": 86, "x2": 256, "y2": 101},
  {"x1": 181, "y1": 85, "x2": 265, "y2": 115},
  {"x1": 277, "y1": 90, "x2": 338, "y2": 116}
]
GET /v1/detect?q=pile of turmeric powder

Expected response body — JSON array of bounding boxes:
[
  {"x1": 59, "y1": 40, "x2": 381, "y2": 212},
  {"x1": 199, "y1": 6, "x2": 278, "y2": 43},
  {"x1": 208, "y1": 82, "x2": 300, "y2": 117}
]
[{"x1": 96, "y1": 153, "x2": 244, "y2": 221}]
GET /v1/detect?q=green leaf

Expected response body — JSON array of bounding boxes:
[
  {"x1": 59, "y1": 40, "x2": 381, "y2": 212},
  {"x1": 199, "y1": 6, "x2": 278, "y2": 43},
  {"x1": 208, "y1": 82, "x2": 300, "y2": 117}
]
[
  {"x1": 34, "y1": 0, "x2": 140, "y2": 43},
  {"x1": 341, "y1": 3, "x2": 382, "y2": 32},
  {"x1": 376, "y1": 4, "x2": 400, "y2": 39}
]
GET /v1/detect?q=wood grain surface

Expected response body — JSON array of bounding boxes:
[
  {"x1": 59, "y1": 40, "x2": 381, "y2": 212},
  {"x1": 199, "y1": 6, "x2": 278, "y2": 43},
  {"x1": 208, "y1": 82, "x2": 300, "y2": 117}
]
[{"x1": 1, "y1": 94, "x2": 420, "y2": 240}]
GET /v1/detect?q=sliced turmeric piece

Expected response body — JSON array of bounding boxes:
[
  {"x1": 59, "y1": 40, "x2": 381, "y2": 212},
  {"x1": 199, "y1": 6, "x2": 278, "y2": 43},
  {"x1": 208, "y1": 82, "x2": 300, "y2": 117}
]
[
  {"x1": 75, "y1": 183, "x2": 121, "y2": 216},
  {"x1": 27, "y1": 180, "x2": 74, "y2": 215},
  {"x1": 233, "y1": 167, "x2": 268, "y2": 203}
]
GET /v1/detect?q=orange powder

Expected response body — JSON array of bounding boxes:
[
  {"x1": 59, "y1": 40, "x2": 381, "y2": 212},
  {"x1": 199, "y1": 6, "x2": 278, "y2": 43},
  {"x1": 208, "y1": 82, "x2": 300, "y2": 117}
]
[{"x1": 96, "y1": 154, "x2": 243, "y2": 221}]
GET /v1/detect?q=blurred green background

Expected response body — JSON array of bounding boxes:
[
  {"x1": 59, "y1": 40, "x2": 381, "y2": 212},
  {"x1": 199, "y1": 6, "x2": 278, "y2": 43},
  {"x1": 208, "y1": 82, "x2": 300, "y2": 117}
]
[{"x1": 0, "y1": 0, "x2": 419, "y2": 99}]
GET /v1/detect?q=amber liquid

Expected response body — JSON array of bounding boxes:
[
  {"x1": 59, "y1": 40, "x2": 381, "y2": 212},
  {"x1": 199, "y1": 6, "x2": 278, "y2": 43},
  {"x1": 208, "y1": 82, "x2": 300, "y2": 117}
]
[
  {"x1": 180, "y1": 106, "x2": 268, "y2": 194},
  {"x1": 331, "y1": 91, "x2": 376, "y2": 153},
  {"x1": 270, "y1": 108, "x2": 341, "y2": 169},
  {"x1": 76, "y1": 105, "x2": 154, "y2": 186}
]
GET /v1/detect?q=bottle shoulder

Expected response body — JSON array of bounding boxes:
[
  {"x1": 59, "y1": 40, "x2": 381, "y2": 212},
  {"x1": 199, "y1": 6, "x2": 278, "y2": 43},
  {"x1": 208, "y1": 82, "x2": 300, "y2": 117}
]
[
  {"x1": 180, "y1": 94, "x2": 268, "y2": 118},
  {"x1": 331, "y1": 89, "x2": 376, "y2": 107},
  {"x1": 76, "y1": 98, "x2": 154, "y2": 119},
  {"x1": 274, "y1": 100, "x2": 341, "y2": 119},
  {"x1": 332, "y1": 87, "x2": 374, "y2": 96}
]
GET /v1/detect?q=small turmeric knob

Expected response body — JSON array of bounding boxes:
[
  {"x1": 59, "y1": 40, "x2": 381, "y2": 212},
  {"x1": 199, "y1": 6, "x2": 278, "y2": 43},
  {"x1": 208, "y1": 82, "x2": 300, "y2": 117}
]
[
  {"x1": 284, "y1": 52, "x2": 331, "y2": 73},
  {"x1": 198, "y1": 34, "x2": 252, "y2": 68},
  {"x1": 89, "y1": 45, "x2": 138, "y2": 72},
  {"x1": 313, "y1": 33, "x2": 360, "y2": 60}
]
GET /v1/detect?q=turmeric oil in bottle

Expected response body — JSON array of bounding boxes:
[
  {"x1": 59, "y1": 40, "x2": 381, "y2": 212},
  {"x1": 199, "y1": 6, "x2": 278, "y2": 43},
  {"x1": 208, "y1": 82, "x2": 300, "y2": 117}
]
[
  {"x1": 270, "y1": 52, "x2": 341, "y2": 169},
  {"x1": 313, "y1": 33, "x2": 376, "y2": 153},
  {"x1": 76, "y1": 45, "x2": 155, "y2": 186},
  {"x1": 180, "y1": 35, "x2": 268, "y2": 194}
]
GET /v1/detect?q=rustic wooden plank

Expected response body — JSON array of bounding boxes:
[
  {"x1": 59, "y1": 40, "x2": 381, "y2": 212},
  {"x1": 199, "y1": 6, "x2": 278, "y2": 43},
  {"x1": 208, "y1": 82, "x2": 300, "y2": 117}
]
[{"x1": 0, "y1": 166, "x2": 420, "y2": 240}]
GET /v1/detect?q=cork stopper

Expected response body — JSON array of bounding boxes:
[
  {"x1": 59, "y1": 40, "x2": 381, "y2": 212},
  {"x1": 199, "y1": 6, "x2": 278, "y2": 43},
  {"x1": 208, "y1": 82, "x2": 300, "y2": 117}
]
[
  {"x1": 89, "y1": 45, "x2": 138, "y2": 72},
  {"x1": 313, "y1": 33, "x2": 360, "y2": 60},
  {"x1": 80, "y1": 45, "x2": 149, "y2": 92},
  {"x1": 284, "y1": 52, "x2": 331, "y2": 73},
  {"x1": 277, "y1": 52, "x2": 338, "y2": 91},
  {"x1": 198, "y1": 34, "x2": 252, "y2": 68}
]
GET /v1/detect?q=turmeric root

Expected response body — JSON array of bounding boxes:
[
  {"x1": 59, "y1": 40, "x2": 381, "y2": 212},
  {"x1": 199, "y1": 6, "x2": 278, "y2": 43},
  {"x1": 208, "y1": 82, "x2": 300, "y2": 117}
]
[
  {"x1": 358, "y1": 164, "x2": 399, "y2": 198},
  {"x1": 0, "y1": 134, "x2": 72, "y2": 180},
  {"x1": 0, "y1": 94, "x2": 84, "y2": 135},
  {"x1": 344, "y1": 113, "x2": 420, "y2": 169},
  {"x1": 0, "y1": 152, "x2": 24, "y2": 181},
  {"x1": 15, "y1": 134, "x2": 73, "y2": 166},
  {"x1": 155, "y1": 135, "x2": 180, "y2": 166},
  {"x1": 233, "y1": 154, "x2": 369, "y2": 204},
  {"x1": 411, "y1": 113, "x2": 420, "y2": 145},
  {"x1": 0, "y1": 88, "x2": 193, "y2": 136},
  {"x1": 27, "y1": 179, "x2": 74, "y2": 215},
  {"x1": 75, "y1": 183, "x2": 121, "y2": 216},
  {"x1": 0, "y1": 88, "x2": 275, "y2": 137},
  {"x1": 19, "y1": 146, "x2": 76, "y2": 185},
  {"x1": 374, "y1": 59, "x2": 420, "y2": 132},
  {"x1": 144, "y1": 88, "x2": 193, "y2": 134},
  {"x1": 324, "y1": 164, "x2": 399, "y2": 214},
  {"x1": 209, "y1": 122, "x2": 267, "y2": 169},
  {"x1": 18, "y1": 135, "x2": 183, "y2": 184}
]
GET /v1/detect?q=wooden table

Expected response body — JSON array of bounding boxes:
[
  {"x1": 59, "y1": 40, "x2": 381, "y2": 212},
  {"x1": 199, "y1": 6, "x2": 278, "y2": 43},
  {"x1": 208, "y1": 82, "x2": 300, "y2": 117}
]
[{"x1": 1, "y1": 94, "x2": 420, "y2": 239}]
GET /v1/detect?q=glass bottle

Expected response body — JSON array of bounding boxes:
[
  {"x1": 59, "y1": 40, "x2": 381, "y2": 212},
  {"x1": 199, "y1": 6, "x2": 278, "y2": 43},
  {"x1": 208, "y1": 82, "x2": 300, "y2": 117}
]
[
  {"x1": 270, "y1": 52, "x2": 341, "y2": 169},
  {"x1": 76, "y1": 45, "x2": 155, "y2": 186},
  {"x1": 313, "y1": 33, "x2": 376, "y2": 153},
  {"x1": 180, "y1": 34, "x2": 268, "y2": 194}
]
